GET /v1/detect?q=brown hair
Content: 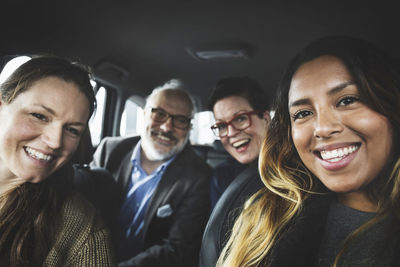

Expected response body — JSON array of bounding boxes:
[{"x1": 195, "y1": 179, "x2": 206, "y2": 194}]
[{"x1": 0, "y1": 56, "x2": 96, "y2": 266}]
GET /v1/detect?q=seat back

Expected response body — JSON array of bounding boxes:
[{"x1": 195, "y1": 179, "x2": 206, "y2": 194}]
[
  {"x1": 73, "y1": 165, "x2": 120, "y2": 229},
  {"x1": 191, "y1": 140, "x2": 233, "y2": 168}
]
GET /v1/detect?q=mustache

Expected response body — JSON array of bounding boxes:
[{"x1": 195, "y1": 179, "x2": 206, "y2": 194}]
[{"x1": 151, "y1": 129, "x2": 178, "y2": 142}]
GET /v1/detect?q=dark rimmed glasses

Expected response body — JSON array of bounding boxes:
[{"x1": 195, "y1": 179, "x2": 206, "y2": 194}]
[
  {"x1": 150, "y1": 108, "x2": 191, "y2": 129},
  {"x1": 210, "y1": 111, "x2": 260, "y2": 138}
]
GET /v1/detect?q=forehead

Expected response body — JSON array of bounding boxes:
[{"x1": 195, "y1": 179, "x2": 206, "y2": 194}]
[
  {"x1": 289, "y1": 56, "x2": 353, "y2": 102},
  {"x1": 18, "y1": 76, "x2": 89, "y2": 122},
  {"x1": 213, "y1": 95, "x2": 252, "y2": 120},
  {"x1": 151, "y1": 90, "x2": 192, "y2": 116}
]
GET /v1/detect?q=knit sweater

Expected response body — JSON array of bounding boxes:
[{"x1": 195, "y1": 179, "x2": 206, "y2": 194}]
[{"x1": 43, "y1": 191, "x2": 115, "y2": 266}]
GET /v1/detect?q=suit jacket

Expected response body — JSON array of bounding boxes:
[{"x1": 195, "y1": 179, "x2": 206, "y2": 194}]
[
  {"x1": 91, "y1": 136, "x2": 211, "y2": 267},
  {"x1": 199, "y1": 163, "x2": 263, "y2": 267}
]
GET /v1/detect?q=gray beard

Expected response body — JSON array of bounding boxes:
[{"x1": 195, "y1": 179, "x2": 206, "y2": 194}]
[{"x1": 140, "y1": 132, "x2": 189, "y2": 161}]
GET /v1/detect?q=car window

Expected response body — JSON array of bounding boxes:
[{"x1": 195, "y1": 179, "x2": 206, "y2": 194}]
[
  {"x1": 120, "y1": 97, "x2": 216, "y2": 145},
  {"x1": 190, "y1": 111, "x2": 216, "y2": 145},
  {"x1": 120, "y1": 97, "x2": 144, "y2": 137},
  {"x1": 89, "y1": 85, "x2": 106, "y2": 145},
  {"x1": 0, "y1": 56, "x2": 31, "y2": 84}
]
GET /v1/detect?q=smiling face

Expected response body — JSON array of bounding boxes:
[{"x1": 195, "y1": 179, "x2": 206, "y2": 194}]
[
  {"x1": 213, "y1": 95, "x2": 270, "y2": 164},
  {"x1": 0, "y1": 76, "x2": 90, "y2": 184},
  {"x1": 288, "y1": 56, "x2": 393, "y2": 207},
  {"x1": 140, "y1": 89, "x2": 191, "y2": 161}
]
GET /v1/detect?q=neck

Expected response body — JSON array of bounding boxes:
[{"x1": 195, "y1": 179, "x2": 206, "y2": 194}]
[
  {"x1": 337, "y1": 191, "x2": 378, "y2": 212},
  {"x1": 140, "y1": 148, "x2": 165, "y2": 175}
]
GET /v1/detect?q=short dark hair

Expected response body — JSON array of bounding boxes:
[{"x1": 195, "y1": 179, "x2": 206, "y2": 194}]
[{"x1": 207, "y1": 76, "x2": 270, "y2": 112}]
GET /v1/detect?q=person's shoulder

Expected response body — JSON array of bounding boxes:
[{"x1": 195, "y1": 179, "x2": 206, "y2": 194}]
[
  {"x1": 179, "y1": 145, "x2": 212, "y2": 170},
  {"x1": 214, "y1": 158, "x2": 242, "y2": 170},
  {"x1": 95, "y1": 136, "x2": 140, "y2": 161},
  {"x1": 61, "y1": 191, "x2": 99, "y2": 226},
  {"x1": 47, "y1": 191, "x2": 114, "y2": 266},
  {"x1": 214, "y1": 158, "x2": 247, "y2": 176},
  {"x1": 100, "y1": 135, "x2": 140, "y2": 149},
  {"x1": 58, "y1": 191, "x2": 110, "y2": 246}
]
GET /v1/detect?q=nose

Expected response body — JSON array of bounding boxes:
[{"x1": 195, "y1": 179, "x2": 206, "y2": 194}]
[
  {"x1": 42, "y1": 124, "x2": 63, "y2": 150},
  {"x1": 226, "y1": 124, "x2": 240, "y2": 137},
  {"x1": 159, "y1": 116, "x2": 174, "y2": 132},
  {"x1": 313, "y1": 109, "x2": 343, "y2": 138}
]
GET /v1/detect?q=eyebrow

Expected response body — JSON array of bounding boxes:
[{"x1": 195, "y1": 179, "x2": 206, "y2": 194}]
[
  {"x1": 289, "y1": 81, "x2": 355, "y2": 108},
  {"x1": 38, "y1": 104, "x2": 87, "y2": 126},
  {"x1": 215, "y1": 109, "x2": 251, "y2": 122}
]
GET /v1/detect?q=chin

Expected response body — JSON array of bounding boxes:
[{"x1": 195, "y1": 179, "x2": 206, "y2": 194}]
[
  {"x1": 235, "y1": 157, "x2": 252, "y2": 165},
  {"x1": 238, "y1": 154, "x2": 258, "y2": 164}
]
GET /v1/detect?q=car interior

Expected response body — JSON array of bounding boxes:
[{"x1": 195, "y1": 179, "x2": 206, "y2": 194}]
[{"x1": 1, "y1": 1, "x2": 399, "y2": 167}]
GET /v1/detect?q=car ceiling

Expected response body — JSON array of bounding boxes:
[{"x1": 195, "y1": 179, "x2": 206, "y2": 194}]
[{"x1": 2, "y1": 1, "x2": 400, "y2": 110}]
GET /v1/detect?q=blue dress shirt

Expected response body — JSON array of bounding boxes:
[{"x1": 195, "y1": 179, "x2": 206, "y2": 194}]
[{"x1": 116, "y1": 141, "x2": 175, "y2": 261}]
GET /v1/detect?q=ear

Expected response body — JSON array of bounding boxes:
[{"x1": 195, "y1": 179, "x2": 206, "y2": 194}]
[{"x1": 263, "y1": 110, "x2": 271, "y2": 122}]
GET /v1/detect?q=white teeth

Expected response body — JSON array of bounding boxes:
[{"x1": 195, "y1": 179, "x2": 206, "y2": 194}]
[
  {"x1": 232, "y1": 139, "x2": 249, "y2": 148},
  {"x1": 320, "y1": 145, "x2": 358, "y2": 162},
  {"x1": 25, "y1": 147, "x2": 52, "y2": 161},
  {"x1": 158, "y1": 135, "x2": 171, "y2": 141}
]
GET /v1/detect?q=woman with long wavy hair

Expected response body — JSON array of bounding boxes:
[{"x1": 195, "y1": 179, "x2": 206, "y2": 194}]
[
  {"x1": 217, "y1": 36, "x2": 400, "y2": 266},
  {"x1": 0, "y1": 56, "x2": 114, "y2": 266}
]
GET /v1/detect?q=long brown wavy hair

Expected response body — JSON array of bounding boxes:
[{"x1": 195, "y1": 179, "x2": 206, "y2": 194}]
[
  {"x1": 217, "y1": 36, "x2": 400, "y2": 266},
  {"x1": 0, "y1": 56, "x2": 96, "y2": 266}
]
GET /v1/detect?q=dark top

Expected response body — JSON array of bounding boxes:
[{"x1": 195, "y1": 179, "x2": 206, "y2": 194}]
[
  {"x1": 210, "y1": 159, "x2": 247, "y2": 209},
  {"x1": 264, "y1": 193, "x2": 400, "y2": 267},
  {"x1": 317, "y1": 200, "x2": 393, "y2": 267},
  {"x1": 199, "y1": 162, "x2": 264, "y2": 267}
]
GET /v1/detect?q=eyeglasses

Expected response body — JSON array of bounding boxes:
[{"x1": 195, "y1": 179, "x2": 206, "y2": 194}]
[
  {"x1": 210, "y1": 111, "x2": 260, "y2": 137},
  {"x1": 150, "y1": 108, "x2": 191, "y2": 129}
]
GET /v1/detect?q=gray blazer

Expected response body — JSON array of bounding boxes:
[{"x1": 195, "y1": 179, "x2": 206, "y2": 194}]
[{"x1": 91, "y1": 136, "x2": 211, "y2": 267}]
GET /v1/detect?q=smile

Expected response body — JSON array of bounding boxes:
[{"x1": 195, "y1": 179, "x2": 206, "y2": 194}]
[
  {"x1": 232, "y1": 139, "x2": 250, "y2": 149},
  {"x1": 24, "y1": 147, "x2": 53, "y2": 162},
  {"x1": 158, "y1": 135, "x2": 173, "y2": 141},
  {"x1": 151, "y1": 130, "x2": 178, "y2": 145},
  {"x1": 320, "y1": 145, "x2": 359, "y2": 162}
]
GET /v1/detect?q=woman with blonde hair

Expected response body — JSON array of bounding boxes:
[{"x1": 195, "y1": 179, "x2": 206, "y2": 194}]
[
  {"x1": 0, "y1": 56, "x2": 114, "y2": 266},
  {"x1": 217, "y1": 36, "x2": 400, "y2": 266}
]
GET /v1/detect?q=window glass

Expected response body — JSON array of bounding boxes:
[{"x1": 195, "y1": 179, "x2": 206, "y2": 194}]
[
  {"x1": 120, "y1": 97, "x2": 216, "y2": 145},
  {"x1": 120, "y1": 98, "x2": 144, "y2": 136},
  {"x1": 190, "y1": 111, "x2": 216, "y2": 145},
  {"x1": 0, "y1": 56, "x2": 31, "y2": 84},
  {"x1": 89, "y1": 86, "x2": 106, "y2": 145}
]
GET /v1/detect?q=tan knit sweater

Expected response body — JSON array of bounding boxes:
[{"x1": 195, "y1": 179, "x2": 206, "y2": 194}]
[{"x1": 43, "y1": 191, "x2": 115, "y2": 266}]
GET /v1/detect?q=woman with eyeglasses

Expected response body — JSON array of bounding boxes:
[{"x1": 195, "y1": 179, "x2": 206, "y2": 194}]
[
  {"x1": 217, "y1": 36, "x2": 400, "y2": 267},
  {"x1": 199, "y1": 76, "x2": 271, "y2": 267}
]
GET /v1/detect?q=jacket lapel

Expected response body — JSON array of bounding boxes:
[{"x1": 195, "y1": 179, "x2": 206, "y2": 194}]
[{"x1": 141, "y1": 148, "x2": 187, "y2": 237}]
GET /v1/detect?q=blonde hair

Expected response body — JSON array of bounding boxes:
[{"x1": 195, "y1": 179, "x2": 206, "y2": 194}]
[
  {"x1": 217, "y1": 36, "x2": 400, "y2": 267},
  {"x1": 217, "y1": 104, "x2": 314, "y2": 266}
]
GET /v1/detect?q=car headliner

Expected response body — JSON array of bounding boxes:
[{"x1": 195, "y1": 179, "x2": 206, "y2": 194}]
[{"x1": 1, "y1": 1, "x2": 399, "y2": 109}]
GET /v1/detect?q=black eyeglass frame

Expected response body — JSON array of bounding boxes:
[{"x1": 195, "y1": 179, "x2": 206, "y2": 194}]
[
  {"x1": 150, "y1": 107, "x2": 192, "y2": 129},
  {"x1": 210, "y1": 110, "x2": 261, "y2": 137}
]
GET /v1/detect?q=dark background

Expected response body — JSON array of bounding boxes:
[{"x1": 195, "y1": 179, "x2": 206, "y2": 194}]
[{"x1": 2, "y1": 1, "x2": 400, "y2": 109}]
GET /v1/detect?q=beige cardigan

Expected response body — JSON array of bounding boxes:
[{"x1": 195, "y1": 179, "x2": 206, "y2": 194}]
[{"x1": 44, "y1": 191, "x2": 115, "y2": 266}]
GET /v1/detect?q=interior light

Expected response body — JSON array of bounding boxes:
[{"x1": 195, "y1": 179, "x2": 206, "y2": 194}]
[
  {"x1": 195, "y1": 49, "x2": 249, "y2": 60},
  {"x1": 186, "y1": 47, "x2": 250, "y2": 61}
]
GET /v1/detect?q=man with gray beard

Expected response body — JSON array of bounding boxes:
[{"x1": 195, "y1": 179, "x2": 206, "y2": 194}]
[{"x1": 91, "y1": 81, "x2": 211, "y2": 267}]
